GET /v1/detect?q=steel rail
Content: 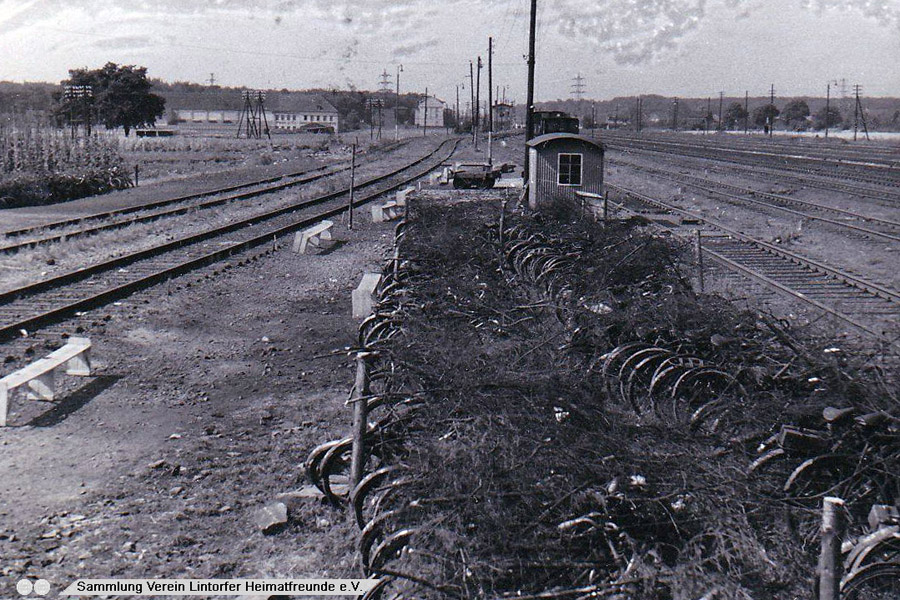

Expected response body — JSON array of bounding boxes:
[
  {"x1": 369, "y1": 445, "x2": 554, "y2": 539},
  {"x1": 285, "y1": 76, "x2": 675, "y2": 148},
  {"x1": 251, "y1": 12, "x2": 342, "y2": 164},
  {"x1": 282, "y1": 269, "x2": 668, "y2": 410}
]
[
  {"x1": 0, "y1": 141, "x2": 406, "y2": 251},
  {"x1": 608, "y1": 158, "x2": 900, "y2": 243},
  {"x1": 606, "y1": 182, "x2": 900, "y2": 303},
  {"x1": 604, "y1": 182, "x2": 899, "y2": 342},
  {"x1": 604, "y1": 132, "x2": 900, "y2": 168},
  {"x1": 602, "y1": 133, "x2": 900, "y2": 172},
  {"x1": 0, "y1": 139, "x2": 458, "y2": 342},
  {"x1": 603, "y1": 138, "x2": 900, "y2": 189}
]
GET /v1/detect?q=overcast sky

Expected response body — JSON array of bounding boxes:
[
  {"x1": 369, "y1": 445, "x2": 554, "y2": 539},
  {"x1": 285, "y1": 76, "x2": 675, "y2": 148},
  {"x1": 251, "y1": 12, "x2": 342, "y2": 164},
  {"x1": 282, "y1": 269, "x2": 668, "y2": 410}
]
[{"x1": 1, "y1": 0, "x2": 898, "y2": 103}]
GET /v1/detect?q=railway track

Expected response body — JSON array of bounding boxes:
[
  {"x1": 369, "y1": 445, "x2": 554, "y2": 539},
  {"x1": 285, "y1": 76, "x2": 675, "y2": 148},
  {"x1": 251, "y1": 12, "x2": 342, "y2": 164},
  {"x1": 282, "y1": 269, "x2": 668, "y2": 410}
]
[
  {"x1": 604, "y1": 182, "x2": 900, "y2": 342},
  {"x1": 602, "y1": 135, "x2": 900, "y2": 189},
  {"x1": 607, "y1": 145, "x2": 900, "y2": 206},
  {"x1": 0, "y1": 140, "x2": 406, "y2": 254},
  {"x1": 606, "y1": 132, "x2": 900, "y2": 168},
  {"x1": 0, "y1": 138, "x2": 459, "y2": 346},
  {"x1": 608, "y1": 158, "x2": 900, "y2": 243}
]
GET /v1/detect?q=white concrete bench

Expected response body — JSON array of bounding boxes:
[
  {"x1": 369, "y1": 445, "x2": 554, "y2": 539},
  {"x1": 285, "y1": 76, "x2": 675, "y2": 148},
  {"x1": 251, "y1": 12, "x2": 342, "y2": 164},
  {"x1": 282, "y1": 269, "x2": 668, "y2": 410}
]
[
  {"x1": 0, "y1": 337, "x2": 92, "y2": 426},
  {"x1": 395, "y1": 187, "x2": 415, "y2": 207},
  {"x1": 292, "y1": 220, "x2": 334, "y2": 254},
  {"x1": 352, "y1": 273, "x2": 382, "y2": 319},
  {"x1": 371, "y1": 201, "x2": 403, "y2": 224}
]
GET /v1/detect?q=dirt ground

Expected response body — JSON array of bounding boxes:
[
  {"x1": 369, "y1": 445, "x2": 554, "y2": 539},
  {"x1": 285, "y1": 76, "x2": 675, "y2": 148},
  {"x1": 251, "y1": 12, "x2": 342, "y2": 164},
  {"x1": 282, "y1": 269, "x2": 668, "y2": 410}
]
[
  {"x1": 0, "y1": 199, "x2": 406, "y2": 597},
  {"x1": 0, "y1": 130, "x2": 894, "y2": 599}
]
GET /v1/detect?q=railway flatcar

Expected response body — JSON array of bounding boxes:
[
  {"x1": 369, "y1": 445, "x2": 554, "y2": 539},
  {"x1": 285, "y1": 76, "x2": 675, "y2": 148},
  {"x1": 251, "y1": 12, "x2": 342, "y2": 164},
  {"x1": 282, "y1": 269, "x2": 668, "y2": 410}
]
[{"x1": 533, "y1": 110, "x2": 580, "y2": 136}]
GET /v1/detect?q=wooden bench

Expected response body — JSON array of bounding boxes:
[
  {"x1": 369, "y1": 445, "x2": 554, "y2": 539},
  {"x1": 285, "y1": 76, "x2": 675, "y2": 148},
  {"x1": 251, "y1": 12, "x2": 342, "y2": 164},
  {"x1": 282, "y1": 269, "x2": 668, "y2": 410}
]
[
  {"x1": 0, "y1": 337, "x2": 92, "y2": 426},
  {"x1": 292, "y1": 220, "x2": 334, "y2": 254},
  {"x1": 371, "y1": 201, "x2": 402, "y2": 224},
  {"x1": 352, "y1": 273, "x2": 382, "y2": 319}
]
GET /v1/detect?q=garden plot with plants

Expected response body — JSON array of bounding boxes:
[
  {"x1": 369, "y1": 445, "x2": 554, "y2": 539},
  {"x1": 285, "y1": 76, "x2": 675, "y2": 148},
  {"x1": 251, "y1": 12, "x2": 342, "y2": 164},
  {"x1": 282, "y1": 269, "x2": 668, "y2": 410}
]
[{"x1": 0, "y1": 123, "x2": 131, "y2": 208}]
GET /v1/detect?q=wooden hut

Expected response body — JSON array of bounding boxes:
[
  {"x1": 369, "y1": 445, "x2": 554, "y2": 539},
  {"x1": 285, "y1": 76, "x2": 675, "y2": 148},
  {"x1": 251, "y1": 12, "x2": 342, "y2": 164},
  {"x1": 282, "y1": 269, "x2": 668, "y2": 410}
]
[{"x1": 526, "y1": 133, "x2": 604, "y2": 209}]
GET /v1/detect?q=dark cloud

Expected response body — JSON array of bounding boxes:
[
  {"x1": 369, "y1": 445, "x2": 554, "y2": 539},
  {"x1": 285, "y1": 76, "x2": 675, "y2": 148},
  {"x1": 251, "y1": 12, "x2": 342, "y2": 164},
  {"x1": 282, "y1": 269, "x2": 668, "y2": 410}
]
[
  {"x1": 90, "y1": 35, "x2": 153, "y2": 49},
  {"x1": 392, "y1": 38, "x2": 439, "y2": 58}
]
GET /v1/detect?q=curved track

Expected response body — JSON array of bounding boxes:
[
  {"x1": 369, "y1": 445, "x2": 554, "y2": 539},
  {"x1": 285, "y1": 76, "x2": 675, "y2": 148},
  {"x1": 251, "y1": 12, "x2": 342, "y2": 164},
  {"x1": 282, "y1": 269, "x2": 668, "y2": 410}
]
[
  {"x1": 604, "y1": 182, "x2": 900, "y2": 343},
  {"x1": 0, "y1": 138, "x2": 458, "y2": 344},
  {"x1": 609, "y1": 157, "x2": 900, "y2": 243},
  {"x1": 0, "y1": 141, "x2": 406, "y2": 254},
  {"x1": 602, "y1": 134, "x2": 900, "y2": 190},
  {"x1": 607, "y1": 144, "x2": 900, "y2": 206}
]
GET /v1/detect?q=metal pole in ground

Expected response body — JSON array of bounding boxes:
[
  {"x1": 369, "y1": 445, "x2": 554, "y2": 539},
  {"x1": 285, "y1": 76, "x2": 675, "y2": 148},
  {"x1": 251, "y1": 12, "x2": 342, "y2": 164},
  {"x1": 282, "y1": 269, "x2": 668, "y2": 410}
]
[
  {"x1": 603, "y1": 191, "x2": 609, "y2": 225},
  {"x1": 348, "y1": 143, "x2": 356, "y2": 230},
  {"x1": 350, "y1": 351, "x2": 374, "y2": 488},
  {"x1": 818, "y1": 497, "x2": 845, "y2": 600},
  {"x1": 696, "y1": 229, "x2": 705, "y2": 292}
]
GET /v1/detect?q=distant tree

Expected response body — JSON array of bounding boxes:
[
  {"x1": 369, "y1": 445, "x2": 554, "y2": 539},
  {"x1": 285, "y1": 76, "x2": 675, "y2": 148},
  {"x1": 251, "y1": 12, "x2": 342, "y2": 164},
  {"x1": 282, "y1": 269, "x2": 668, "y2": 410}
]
[
  {"x1": 812, "y1": 106, "x2": 842, "y2": 130},
  {"x1": 56, "y1": 63, "x2": 165, "y2": 136},
  {"x1": 782, "y1": 99, "x2": 810, "y2": 129},
  {"x1": 752, "y1": 104, "x2": 780, "y2": 130},
  {"x1": 723, "y1": 102, "x2": 749, "y2": 130}
]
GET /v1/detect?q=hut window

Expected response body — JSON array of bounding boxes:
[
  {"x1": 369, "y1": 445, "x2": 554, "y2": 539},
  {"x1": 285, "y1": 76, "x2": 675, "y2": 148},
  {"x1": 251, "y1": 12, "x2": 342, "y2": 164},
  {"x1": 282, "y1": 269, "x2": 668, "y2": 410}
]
[{"x1": 558, "y1": 153, "x2": 582, "y2": 186}]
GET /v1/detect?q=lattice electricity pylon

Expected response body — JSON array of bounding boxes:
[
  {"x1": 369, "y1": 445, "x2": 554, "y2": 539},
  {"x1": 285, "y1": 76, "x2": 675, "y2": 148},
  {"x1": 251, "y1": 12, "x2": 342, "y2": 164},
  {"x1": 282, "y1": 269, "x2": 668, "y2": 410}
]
[
  {"x1": 366, "y1": 98, "x2": 385, "y2": 140},
  {"x1": 237, "y1": 90, "x2": 270, "y2": 139}
]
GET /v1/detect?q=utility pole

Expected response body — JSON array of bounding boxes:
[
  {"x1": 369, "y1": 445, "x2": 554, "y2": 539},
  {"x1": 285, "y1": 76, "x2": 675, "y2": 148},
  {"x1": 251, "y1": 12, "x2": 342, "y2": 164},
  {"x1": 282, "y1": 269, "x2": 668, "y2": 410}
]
[
  {"x1": 718, "y1": 91, "x2": 724, "y2": 132},
  {"x1": 591, "y1": 102, "x2": 596, "y2": 138},
  {"x1": 853, "y1": 84, "x2": 870, "y2": 141},
  {"x1": 636, "y1": 96, "x2": 642, "y2": 132},
  {"x1": 395, "y1": 64, "x2": 403, "y2": 142},
  {"x1": 208, "y1": 73, "x2": 216, "y2": 86},
  {"x1": 423, "y1": 87, "x2": 428, "y2": 136},
  {"x1": 744, "y1": 90, "x2": 749, "y2": 134},
  {"x1": 476, "y1": 55, "x2": 482, "y2": 144},
  {"x1": 488, "y1": 37, "x2": 493, "y2": 134},
  {"x1": 456, "y1": 84, "x2": 460, "y2": 133},
  {"x1": 825, "y1": 83, "x2": 831, "y2": 139},
  {"x1": 469, "y1": 61, "x2": 476, "y2": 145},
  {"x1": 524, "y1": 0, "x2": 537, "y2": 182},
  {"x1": 672, "y1": 98, "x2": 679, "y2": 131},
  {"x1": 769, "y1": 84, "x2": 775, "y2": 137},
  {"x1": 706, "y1": 97, "x2": 711, "y2": 134}
]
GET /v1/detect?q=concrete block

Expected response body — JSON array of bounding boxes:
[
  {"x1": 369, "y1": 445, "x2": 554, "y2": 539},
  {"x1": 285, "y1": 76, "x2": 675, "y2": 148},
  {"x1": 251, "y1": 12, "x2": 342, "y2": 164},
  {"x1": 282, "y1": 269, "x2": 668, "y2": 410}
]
[
  {"x1": 352, "y1": 273, "x2": 382, "y2": 319},
  {"x1": 293, "y1": 220, "x2": 334, "y2": 254},
  {"x1": 395, "y1": 187, "x2": 414, "y2": 206}
]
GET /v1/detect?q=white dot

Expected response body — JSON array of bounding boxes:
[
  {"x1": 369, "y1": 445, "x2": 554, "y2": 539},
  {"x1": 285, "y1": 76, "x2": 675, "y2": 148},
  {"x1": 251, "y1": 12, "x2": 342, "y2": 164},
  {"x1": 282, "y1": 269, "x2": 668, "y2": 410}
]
[
  {"x1": 16, "y1": 579, "x2": 33, "y2": 595},
  {"x1": 33, "y1": 580, "x2": 50, "y2": 596}
]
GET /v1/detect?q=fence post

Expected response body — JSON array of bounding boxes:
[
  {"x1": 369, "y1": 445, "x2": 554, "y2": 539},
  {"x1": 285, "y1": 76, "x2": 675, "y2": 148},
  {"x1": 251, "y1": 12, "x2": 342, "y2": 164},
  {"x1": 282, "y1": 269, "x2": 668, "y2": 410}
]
[
  {"x1": 348, "y1": 143, "x2": 356, "y2": 230},
  {"x1": 603, "y1": 191, "x2": 609, "y2": 224},
  {"x1": 350, "y1": 351, "x2": 374, "y2": 488},
  {"x1": 818, "y1": 496, "x2": 845, "y2": 600},
  {"x1": 695, "y1": 229, "x2": 705, "y2": 293}
]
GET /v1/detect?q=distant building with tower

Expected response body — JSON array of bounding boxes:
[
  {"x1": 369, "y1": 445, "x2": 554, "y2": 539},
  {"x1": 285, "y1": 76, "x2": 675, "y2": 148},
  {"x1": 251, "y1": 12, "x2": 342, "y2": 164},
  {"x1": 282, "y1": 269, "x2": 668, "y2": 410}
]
[{"x1": 414, "y1": 96, "x2": 446, "y2": 128}]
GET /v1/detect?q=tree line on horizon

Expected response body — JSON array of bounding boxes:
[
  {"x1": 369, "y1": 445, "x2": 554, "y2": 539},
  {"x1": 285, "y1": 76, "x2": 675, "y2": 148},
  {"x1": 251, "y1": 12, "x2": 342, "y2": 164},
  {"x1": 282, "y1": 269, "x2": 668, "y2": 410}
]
[{"x1": 2, "y1": 68, "x2": 900, "y2": 133}]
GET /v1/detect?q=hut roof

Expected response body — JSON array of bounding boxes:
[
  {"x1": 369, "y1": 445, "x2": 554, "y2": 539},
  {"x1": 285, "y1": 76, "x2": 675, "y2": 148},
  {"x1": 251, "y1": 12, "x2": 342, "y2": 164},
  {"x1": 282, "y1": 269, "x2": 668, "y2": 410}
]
[{"x1": 526, "y1": 133, "x2": 604, "y2": 151}]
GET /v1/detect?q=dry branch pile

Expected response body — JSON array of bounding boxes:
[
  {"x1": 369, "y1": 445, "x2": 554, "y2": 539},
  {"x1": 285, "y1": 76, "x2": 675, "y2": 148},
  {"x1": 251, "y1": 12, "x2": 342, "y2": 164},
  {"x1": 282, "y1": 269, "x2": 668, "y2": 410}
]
[{"x1": 319, "y1": 197, "x2": 898, "y2": 600}]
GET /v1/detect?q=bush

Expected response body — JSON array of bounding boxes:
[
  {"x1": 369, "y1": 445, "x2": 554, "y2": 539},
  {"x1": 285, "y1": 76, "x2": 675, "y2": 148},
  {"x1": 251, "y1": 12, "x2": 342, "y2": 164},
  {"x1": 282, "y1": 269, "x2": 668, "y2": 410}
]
[{"x1": 0, "y1": 165, "x2": 133, "y2": 209}]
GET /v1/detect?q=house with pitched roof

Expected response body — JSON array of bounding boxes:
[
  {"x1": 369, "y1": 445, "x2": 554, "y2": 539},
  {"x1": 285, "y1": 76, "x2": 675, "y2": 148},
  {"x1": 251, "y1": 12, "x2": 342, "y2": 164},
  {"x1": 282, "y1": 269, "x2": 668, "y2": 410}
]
[{"x1": 164, "y1": 90, "x2": 339, "y2": 134}]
